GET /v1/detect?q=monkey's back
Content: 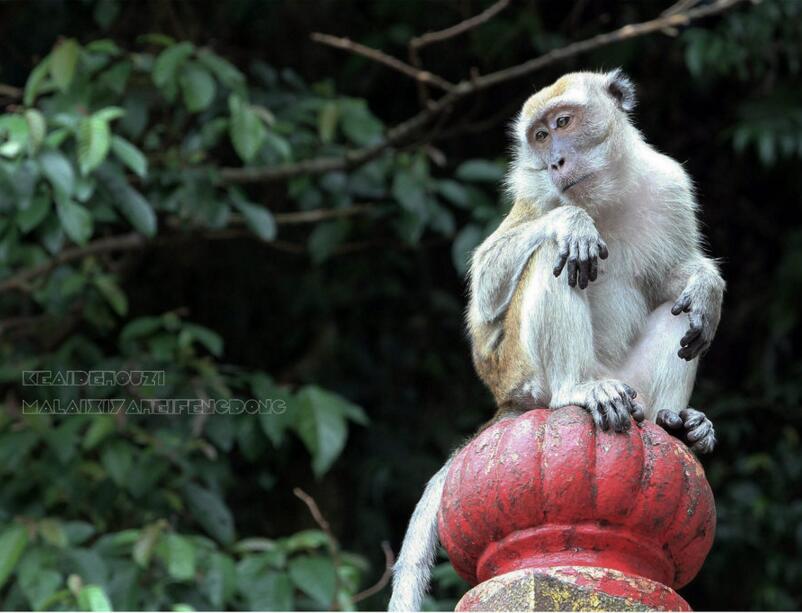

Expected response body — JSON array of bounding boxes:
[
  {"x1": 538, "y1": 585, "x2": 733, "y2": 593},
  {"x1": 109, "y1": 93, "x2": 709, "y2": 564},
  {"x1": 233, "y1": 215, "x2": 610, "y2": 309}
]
[{"x1": 472, "y1": 250, "x2": 540, "y2": 412}]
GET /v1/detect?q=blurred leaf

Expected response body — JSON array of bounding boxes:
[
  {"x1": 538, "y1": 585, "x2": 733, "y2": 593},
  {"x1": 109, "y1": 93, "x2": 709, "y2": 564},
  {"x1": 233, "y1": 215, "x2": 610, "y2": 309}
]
[
  {"x1": 165, "y1": 534, "x2": 196, "y2": 581},
  {"x1": 456, "y1": 159, "x2": 505, "y2": 182},
  {"x1": 56, "y1": 197, "x2": 93, "y2": 245},
  {"x1": 110, "y1": 136, "x2": 147, "y2": 178},
  {"x1": 77, "y1": 116, "x2": 112, "y2": 175},
  {"x1": 179, "y1": 62, "x2": 216, "y2": 113},
  {"x1": 230, "y1": 189, "x2": 276, "y2": 241},
  {"x1": 153, "y1": 42, "x2": 195, "y2": 89},
  {"x1": 24, "y1": 109, "x2": 46, "y2": 154},
  {"x1": 182, "y1": 483, "x2": 236, "y2": 545},
  {"x1": 0, "y1": 524, "x2": 29, "y2": 589},
  {"x1": 39, "y1": 149, "x2": 75, "y2": 196},
  {"x1": 228, "y1": 95, "x2": 266, "y2": 163},
  {"x1": 50, "y1": 38, "x2": 80, "y2": 92},
  {"x1": 77, "y1": 585, "x2": 113, "y2": 612},
  {"x1": 94, "y1": 275, "x2": 128, "y2": 316},
  {"x1": 95, "y1": 164, "x2": 157, "y2": 236},
  {"x1": 295, "y1": 386, "x2": 355, "y2": 477},
  {"x1": 288, "y1": 555, "x2": 336, "y2": 608}
]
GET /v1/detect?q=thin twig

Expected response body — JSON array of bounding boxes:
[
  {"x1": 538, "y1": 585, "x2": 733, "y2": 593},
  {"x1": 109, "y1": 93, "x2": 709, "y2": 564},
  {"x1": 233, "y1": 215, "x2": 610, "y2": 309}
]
[
  {"x1": 293, "y1": 487, "x2": 341, "y2": 611},
  {"x1": 311, "y1": 33, "x2": 454, "y2": 92},
  {"x1": 0, "y1": 84, "x2": 22, "y2": 99},
  {"x1": 273, "y1": 204, "x2": 373, "y2": 225},
  {"x1": 220, "y1": 0, "x2": 747, "y2": 185},
  {"x1": 353, "y1": 541, "x2": 395, "y2": 604},
  {"x1": 0, "y1": 233, "x2": 147, "y2": 294},
  {"x1": 409, "y1": 0, "x2": 511, "y2": 51}
]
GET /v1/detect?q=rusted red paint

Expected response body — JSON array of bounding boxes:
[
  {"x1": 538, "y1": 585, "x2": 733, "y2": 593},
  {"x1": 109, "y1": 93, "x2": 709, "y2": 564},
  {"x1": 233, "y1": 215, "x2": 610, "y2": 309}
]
[{"x1": 438, "y1": 406, "x2": 715, "y2": 593}]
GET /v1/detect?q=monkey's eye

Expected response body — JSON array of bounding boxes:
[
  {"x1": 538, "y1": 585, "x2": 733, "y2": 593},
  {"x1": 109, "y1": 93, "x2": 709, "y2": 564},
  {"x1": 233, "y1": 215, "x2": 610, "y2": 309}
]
[
  {"x1": 534, "y1": 129, "x2": 548, "y2": 142},
  {"x1": 556, "y1": 116, "x2": 571, "y2": 128}
]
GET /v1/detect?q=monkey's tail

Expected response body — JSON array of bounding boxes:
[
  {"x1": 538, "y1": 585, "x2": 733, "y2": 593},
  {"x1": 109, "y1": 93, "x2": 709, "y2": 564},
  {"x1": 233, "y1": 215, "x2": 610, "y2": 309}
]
[{"x1": 388, "y1": 457, "x2": 454, "y2": 612}]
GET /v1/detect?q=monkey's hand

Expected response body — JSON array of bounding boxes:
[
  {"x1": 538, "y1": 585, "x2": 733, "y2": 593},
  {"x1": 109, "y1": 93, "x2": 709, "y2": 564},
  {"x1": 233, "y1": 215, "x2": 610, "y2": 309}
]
[
  {"x1": 656, "y1": 408, "x2": 716, "y2": 454},
  {"x1": 671, "y1": 282, "x2": 722, "y2": 360},
  {"x1": 559, "y1": 379, "x2": 645, "y2": 432},
  {"x1": 551, "y1": 208, "x2": 609, "y2": 290}
]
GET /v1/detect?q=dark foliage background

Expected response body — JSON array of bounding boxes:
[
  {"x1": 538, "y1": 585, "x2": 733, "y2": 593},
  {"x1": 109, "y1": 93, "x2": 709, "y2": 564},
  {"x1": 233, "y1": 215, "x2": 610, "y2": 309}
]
[{"x1": 0, "y1": 0, "x2": 800, "y2": 610}]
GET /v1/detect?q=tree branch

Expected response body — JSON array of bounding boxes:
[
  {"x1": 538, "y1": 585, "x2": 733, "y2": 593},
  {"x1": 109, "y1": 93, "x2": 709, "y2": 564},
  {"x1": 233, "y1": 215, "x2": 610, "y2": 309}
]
[
  {"x1": 409, "y1": 0, "x2": 511, "y2": 51},
  {"x1": 220, "y1": 0, "x2": 747, "y2": 185},
  {"x1": 311, "y1": 33, "x2": 454, "y2": 92},
  {"x1": 353, "y1": 541, "x2": 395, "y2": 604},
  {"x1": 0, "y1": 84, "x2": 22, "y2": 99}
]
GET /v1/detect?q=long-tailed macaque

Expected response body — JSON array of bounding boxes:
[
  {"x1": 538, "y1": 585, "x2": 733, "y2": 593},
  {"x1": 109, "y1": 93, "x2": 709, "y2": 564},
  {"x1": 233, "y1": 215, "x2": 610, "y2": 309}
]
[{"x1": 389, "y1": 70, "x2": 724, "y2": 611}]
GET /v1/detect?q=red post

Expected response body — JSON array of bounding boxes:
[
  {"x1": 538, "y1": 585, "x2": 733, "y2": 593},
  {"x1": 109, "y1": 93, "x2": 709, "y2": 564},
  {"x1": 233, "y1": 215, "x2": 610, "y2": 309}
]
[{"x1": 438, "y1": 406, "x2": 715, "y2": 611}]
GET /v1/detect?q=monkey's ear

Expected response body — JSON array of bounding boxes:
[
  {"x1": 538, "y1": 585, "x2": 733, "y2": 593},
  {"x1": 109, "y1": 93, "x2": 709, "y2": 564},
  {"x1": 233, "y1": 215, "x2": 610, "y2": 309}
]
[{"x1": 605, "y1": 69, "x2": 637, "y2": 112}]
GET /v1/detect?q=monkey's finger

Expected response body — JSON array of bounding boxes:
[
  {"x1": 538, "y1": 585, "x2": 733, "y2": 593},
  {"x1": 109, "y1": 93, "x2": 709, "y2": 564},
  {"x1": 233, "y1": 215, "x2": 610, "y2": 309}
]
[
  {"x1": 589, "y1": 255, "x2": 598, "y2": 282},
  {"x1": 671, "y1": 294, "x2": 691, "y2": 316},
  {"x1": 623, "y1": 384, "x2": 637, "y2": 399},
  {"x1": 613, "y1": 399, "x2": 631, "y2": 432},
  {"x1": 578, "y1": 243, "x2": 590, "y2": 289},
  {"x1": 567, "y1": 258, "x2": 578, "y2": 287},
  {"x1": 630, "y1": 402, "x2": 645, "y2": 424},
  {"x1": 683, "y1": 336, "x2": 707, "y2": 360},
  {"x1": 553, "y1": 244, "x2": 570, "y2": 277},
  {"x1": 680, "y1": 408, "x2": 705, "y2": 429},
  {"x1": 686, "y1": 422, "x2": 712, "y2": 443},
  {"x1": 598, "y1": 239, "x2": 609, "y2": 260},
  {"x1": 656, "y1": 409, "x2": 683, "y2": 430},
  {"x1": 693, "y1": 435, "x2": 717, "y2": 454},
  {"x1": 680, "y1": 326, "x2": 702, "y2": 347}
]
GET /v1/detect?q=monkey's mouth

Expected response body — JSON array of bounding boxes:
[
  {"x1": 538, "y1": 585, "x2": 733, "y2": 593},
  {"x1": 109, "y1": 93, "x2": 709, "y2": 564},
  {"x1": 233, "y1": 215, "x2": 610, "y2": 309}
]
[{"x1": 562, "y1": 173, "x2": 593, "y2": 192}]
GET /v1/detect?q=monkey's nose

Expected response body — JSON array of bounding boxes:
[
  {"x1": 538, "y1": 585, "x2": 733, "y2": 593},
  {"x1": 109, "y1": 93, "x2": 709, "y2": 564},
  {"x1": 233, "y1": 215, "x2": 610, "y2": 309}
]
[{"x1": 550, "y1": 158, "x2": 566, "y2": 171}]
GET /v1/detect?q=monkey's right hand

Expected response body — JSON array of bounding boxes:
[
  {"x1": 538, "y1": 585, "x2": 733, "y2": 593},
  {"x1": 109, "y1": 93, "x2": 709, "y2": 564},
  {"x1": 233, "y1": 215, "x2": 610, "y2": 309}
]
[{"x1": 551, "y1": 209, "x2": 609, "y2": 289}]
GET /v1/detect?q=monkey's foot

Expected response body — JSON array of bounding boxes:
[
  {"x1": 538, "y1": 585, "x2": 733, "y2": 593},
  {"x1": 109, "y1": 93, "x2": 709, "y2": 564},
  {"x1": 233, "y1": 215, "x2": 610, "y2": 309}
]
[
  {"x1": 656, "y1": 408, "x2": 716, "y2": 454},
  {"x1": 572, "y1": 379, "x2": 645, "y2": 433}
]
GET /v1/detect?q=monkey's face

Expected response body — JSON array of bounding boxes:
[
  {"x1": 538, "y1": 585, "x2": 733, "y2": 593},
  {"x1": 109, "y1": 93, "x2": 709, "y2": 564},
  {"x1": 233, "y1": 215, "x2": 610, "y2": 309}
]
[{"x1": 515, "y1": 70, "x2": 636, "y2": 203}]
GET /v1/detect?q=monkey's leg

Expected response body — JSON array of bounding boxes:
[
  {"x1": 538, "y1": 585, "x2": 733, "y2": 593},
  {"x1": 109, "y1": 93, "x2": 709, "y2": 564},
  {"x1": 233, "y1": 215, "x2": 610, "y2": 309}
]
[
  {"x1": 519, "y1": 243, "x2": 644, "y2": 432},
  {"x1": 614, "y1": 303, "x2": 716, "y2": 453}
]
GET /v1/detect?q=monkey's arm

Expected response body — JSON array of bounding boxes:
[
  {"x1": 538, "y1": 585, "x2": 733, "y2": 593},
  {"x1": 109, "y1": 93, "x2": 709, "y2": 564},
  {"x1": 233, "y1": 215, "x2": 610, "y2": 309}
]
[
  {"x1": 662, "y1": 255, "x2": 725, "y2": 361},
  {"x1": 470, "y1": 203, "x2": 608, "y2": 324}
]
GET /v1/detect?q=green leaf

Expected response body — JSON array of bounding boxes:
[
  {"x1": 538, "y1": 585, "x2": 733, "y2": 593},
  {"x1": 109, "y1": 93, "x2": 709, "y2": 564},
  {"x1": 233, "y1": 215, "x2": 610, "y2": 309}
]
[
  {"x1": 456, "y1": 159, "x2": 505, "y2": 183},
  {"x1": 165, "y1": 534, "x2": 196, "y2": 581},
  {"x1": 230, "y1": 190, "x2": 276, "y2": 241},
  {"x1": 392, "y1": 169, "x2": 428, "y2": 216},
  {"x1": 39, "y1": 519, "x2": 68, "y2": 548},
  {"x1": 179, "y1": 62, "x2": 216, "y2": 113},
  {"x1": 203, "y1": 553, "x2": 236, "y2": 608},
  {"x1": 94, "y1": 107, "x2": 126, "y2": 123},
  {"x1": 24, "y1": 109, "x2": 47, "y2": 154},
  {"x1": 180, "y1": 323, "x2": 223, "y2": 357},
  {"x1": 0, "y1": 115, "x2": 29, "y2": 158},
  {"x1": 133, "y1": 523, "x2": 162, "y2": 568},
  {"x1": 99, "y1": 60, "x2": 131, "y2": 95},
  {"x1": 50, "y1": 39, "x2": 80, "y2": 92},
  {"x1": 153, "y1": 42, "x2": 195, "y2": 89},
  {"x1": 94, "y1": 274, "x2": 128, "y2": 316},
  {"x1": 77, "y1": 585, "x2": 113, "y2": 612},
  {"x1": 95, "y1": 164, "x2": 157, "y2": 237},
  {"x1": 318, "y1": 102, "x2": 339, "y2": 144},
  {"x1": 228, "y1": 95, "x2": 266, "y2": 163},
  {"x1": 77, "y1": 117, "x2": 112, "y2": 175},
  {"x1": 0, "y1": 524, "x2": 29, "y2": 589},
  {"x1": 295, "y1": 386, "x2": 351, "y2": 477},
  {"x1": 436, "y1": 179, "x2": 470, "y2": 208},
  {"x1": 182, "y1": 483, "x2": 236, "y2": 545},
  {"x1": 101, "y1": 440, "x2": 133, "y2": 486},
  {"x1": 17, "y1": 193, "x2": 51, "y2": 233},
  {"x1": 452, "y1": 223, "x2": 483, "y2": 276},
  {"x1": 288, "y1": 556, "x2": 336, "y2": 608},
  {"x1": 24, "y1": 55, "x2": 52, "y2": 106},
  {"x1": 307, "y1": 221, "x2": 349, "y2": 264},
  {"x1": 197, "y1": 49, "x2": 245, "y2": 92},
  {"x1": 339, "y1": 99, "x2": 383, "y2": 146},
  {"x1": 110, "y1": 136, "x2": 147, "y2": 178},
  {"x1": 39, "y1": 149, "x2": 75, "y2": 196},
  {"x1": 56, "y1": 197, "x2": 93, "y2": 245}
]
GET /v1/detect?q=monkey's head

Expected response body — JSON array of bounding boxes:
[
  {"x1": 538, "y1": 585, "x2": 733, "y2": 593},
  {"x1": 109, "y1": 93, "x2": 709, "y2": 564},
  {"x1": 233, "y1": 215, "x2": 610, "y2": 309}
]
[{"x1": 513, "y1": 69, "x2": 637, "y2": 204}]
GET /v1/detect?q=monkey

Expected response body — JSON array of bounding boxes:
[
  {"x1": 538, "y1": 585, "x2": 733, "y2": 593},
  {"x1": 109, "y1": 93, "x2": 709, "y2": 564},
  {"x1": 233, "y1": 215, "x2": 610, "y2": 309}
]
[{"x1": 388, "y1": 69, "x2": 725, "y2": 612}]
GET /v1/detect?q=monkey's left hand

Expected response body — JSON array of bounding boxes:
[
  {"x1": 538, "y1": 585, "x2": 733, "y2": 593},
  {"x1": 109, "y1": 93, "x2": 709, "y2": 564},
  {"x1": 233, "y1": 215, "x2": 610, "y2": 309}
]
[
  {"x1": 671, "y1": 287, "x2": 721, "y2": 360},
  {"x1": 656, "y1": 408, "x2": 716, "y2": 454}
]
